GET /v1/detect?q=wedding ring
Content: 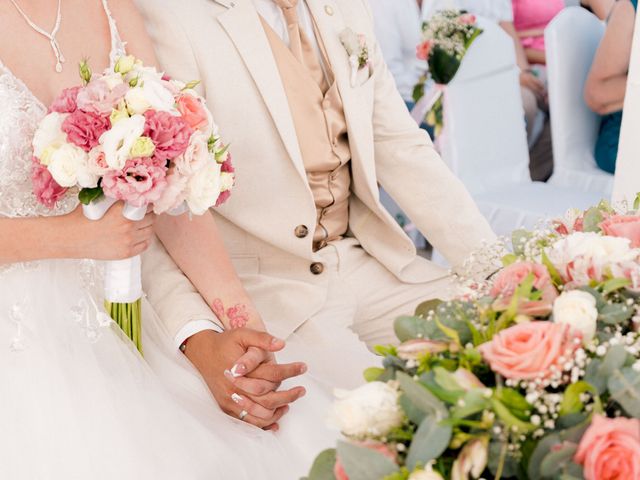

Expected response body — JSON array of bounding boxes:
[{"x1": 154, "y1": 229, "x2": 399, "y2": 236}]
[{"x1": 239, "y1": 410, "x2": 248, "y2": 420}]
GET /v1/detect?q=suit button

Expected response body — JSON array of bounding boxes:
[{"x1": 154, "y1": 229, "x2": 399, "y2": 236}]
[
  {"x1": 310, "y1": 262, "x2": 324, "y2": 275},
  {"x1": 295, "y1": 225, "x2": 309, "y2": 238}
]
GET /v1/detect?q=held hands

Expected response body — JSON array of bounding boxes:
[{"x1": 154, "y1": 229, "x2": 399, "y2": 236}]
[
  {"x1": 520, "y1": 70, "x2": 546, "y2": 100},
  {"x1": 63, "y1": 202, "x2": 156, "y2": 260},
  {"x1": 183, "y1": 329, "x2": 307, "y2": 431}
]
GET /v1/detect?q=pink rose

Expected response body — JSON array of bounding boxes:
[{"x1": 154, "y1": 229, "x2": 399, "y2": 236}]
[
  {"x1": 491, "y1": 262, "x2": 558, "y2": 316},
  {"x1": 416, "y1": 40, "x2": 433, "y2": 60},
  {"x1": 62, "y1": 110, "x2": 110, "y2": 152},
  {"x1": 600, "y1": 215, "x2": 640, "y2": 248},
  {"x1": 143, "y1": 110, "x2": 193, "y2": 162},
  {"x1": 397, "y1": 339, "x2": 450, "y2": 360},
  {"x1": 575, "y1": 415, "x2": 640, "y2": 480},
  {"x1": 176, "y1": 94, "x2": 210, "y2": 132},
  {"x1": 478, "y1": 322, "x2": 580, "y2": 381},
  {"x1": 49, "y1": 86, "x2": 80, "y2": 114},
  {"x1": 459, "y1": 13, "x2": 477, "y2": 25},
  {"x1": 334, "y1": 442, "x2": 397, "y2": 480},
  {"x1": 31, "y1": 157, "x2": 67, "y2": 208},
  {"x1": 102, "y1": 156, "x2": 168, "y2": 207},
  {"x1": 76, "y1": 79, "x2": 127, "y2": 116}
]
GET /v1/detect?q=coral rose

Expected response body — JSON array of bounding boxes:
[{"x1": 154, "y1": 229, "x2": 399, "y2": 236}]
[
  {"x1": 176, "y1": 94, "x2": 210, "y2": 132},
  {"x1": 490, "y1": 262, "x2": 558, "y2": 316},
  {"x1": 478, "y1": 322, "x2": 580, "y2": 381},
  {"x1": 143, "y1": 110, "x2": 193, "y2": 162},
  {"x1": 62, "y1": 110, "x2": 110, "y2": 152},
  {"x1": 574, "y1": 415, "x2": 640, "y2": 480},
  {"x1": 600, "y1": 215, "x2": 640, "y2": 248},
  {"x1": 416, "y1": 40, "x2": 433, "y2": 60}
]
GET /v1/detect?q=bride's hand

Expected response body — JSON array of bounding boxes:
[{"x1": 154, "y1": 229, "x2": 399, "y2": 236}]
[{"x1": 61, "y1": 202, "x2": 156, "y2": 260}]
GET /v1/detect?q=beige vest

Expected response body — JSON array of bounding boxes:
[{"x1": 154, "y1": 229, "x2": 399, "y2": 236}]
[{"x1": 261, "y1": 17, "x2": 352, "y2": 251}]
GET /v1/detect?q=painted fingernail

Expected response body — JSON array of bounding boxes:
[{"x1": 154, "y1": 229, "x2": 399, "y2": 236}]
[
  {"x1": 298, "y1": 388, "x2": 307, "y2": 398},
  {"x1": 231, "y1": 393, "x2": 244, "y2": 404},
  {"x1": 230, "y1": 363, "x2": 246, "y2": 377},
  {"x1": 224, "y1": 369, "x2": 234, "y2": 380},
  {"x1": 299, "y1": 364, "x2": 308, "y2": 374},
  {"x1": 271, "y1": 337, "x2": 284, "y2": 345}
]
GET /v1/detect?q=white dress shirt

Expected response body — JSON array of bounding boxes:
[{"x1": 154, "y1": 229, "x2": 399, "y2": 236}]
[
  {"x1": 175, "y1": 0, "x2": 321, "y2": 350},
  {"x1": 422, "y1": 0, "x2": 513, "y2": 23},
  {"x1": 368, "y1": 0, "x2": 426, "y2": 102}
]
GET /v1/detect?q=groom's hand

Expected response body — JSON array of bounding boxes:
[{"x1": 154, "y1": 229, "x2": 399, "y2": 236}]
[{"x1": 183, "y1": 329, "x2": 306, "y2": 430}]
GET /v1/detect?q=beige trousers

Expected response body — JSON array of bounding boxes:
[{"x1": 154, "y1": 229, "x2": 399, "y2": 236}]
[{"x1": 278, "y1": 238, "x2": 453, "y2": 392}]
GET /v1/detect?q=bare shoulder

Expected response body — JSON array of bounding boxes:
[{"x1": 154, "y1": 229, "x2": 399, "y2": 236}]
[
  {"x1": 608, "y1": 0, "x2": 636, "y2": 26},
  {"x1": 104, "y1": 0, "x2": 159, "y2": 64}
]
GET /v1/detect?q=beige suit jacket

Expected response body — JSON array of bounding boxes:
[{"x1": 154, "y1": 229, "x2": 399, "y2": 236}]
[{"x1": 136, "y1": 0, "x2": 496, "y2": 339}]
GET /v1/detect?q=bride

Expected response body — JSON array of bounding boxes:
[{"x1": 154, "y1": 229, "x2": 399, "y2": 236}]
[{"x1": 0, "y1": 0, "x2": 333, "y2": 478}]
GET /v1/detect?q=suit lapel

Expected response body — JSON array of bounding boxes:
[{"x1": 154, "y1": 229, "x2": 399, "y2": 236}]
[
  {"x1": 213, "y1": 0, "x2": 307, "y2": 183},
  {"x1": 305, "y1": 0, "x2": 379, "y2": 204}
]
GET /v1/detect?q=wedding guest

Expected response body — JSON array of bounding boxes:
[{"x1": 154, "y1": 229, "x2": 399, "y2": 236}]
[
  {"x1": 581, "y1": 0, "x2": 616, "y2": 19},
  {"x1": 512, "y1": 0, "x2": 564, "y2": 66},
  {"x1": 585, "y1": 0, "x2": 637, "y2": 174}
]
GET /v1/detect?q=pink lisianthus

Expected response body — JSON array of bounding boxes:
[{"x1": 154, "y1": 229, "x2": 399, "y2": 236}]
[
  {"x1": 143, "y1": 110, "x2": 193, "y2": 162},
  {"x1": 49, "y1": 86, "x2": 81, "y2": 114},
  {"x1": 574, "y1": 415, "x2": 640, "y2": 480},
  {"x1": 478, "y1": 322, "x2": 580, "y2": 381},
  {"x1": 76, "y1": 79, "x2": 127, "y2": 116},
  {"x1": 334, "y1": 442, "x2": 397, "y2": 480},
  {"x1": 458, "y1": 13, "x2": 477, "y2": 25},
  {"x1": 490, "y1": 262, "x2": 558, "y2": 316},
  {"x1": 600, "y1": 215, "x2": 640, "y2": 248},
  {"x1": 31, "y1": 157, "x2": 68, "y2": 208},
  {"x1": 102, "y1": 156, "x2": 168, "y2": 207},
  {"x1": 176, "y1": 94, "x2": 210, "y2": 132},
  {"x1": 214, "y1": 190, "x2": 231, "y2": 207},
  {"x1": 62, "y1": 110, "x2": 110, "y2": 152},
  {"x1": 221, "y1": 156, "x2": 235, "y2": 173},
  {"x1": 416, "y1": 40, "x2": 433, "y2": 60},
  {"x1": 152, "y1": 170, "x2": 188, "y2": 214}
]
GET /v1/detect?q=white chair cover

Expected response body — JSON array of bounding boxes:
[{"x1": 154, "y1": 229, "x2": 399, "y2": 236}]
[
  {"x1": 613, "y1": 10, "x2": 640, "y2": 204},
  {"x1": 545, "y1": 7, "x2": 613, "y2": 195}
]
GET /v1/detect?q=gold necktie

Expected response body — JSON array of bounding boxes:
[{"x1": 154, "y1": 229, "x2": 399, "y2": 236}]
[{"x1": 272, "y1": 0, "x2": 326, "y2": 89}]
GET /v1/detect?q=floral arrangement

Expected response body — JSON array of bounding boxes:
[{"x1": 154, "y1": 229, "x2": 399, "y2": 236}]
[
  {"x1": 412, "y1": 10, "x2": 482, "y2": 136},
  {"x1": 340, "y1": 27, "x2": 371, "y2": 87},
  {"x1": 306, "y1": 199, "x2": 640, "y2": 480},
  {"x1": 31, "y1": 56, "x2": 234, "y2": 351}
]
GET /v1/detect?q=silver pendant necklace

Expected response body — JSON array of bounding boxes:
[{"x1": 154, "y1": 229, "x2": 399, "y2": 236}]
[{"x1": 9, "y1": 0, "x2": 65, "y2": 73}]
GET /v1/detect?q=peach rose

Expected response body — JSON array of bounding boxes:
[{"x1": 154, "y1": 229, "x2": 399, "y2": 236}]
[
  {"x1": 574, "y1": 415, "x2": 640, "y2": 480},
  {"x1": 416, "y1": 40, "x2": 433, "y2": 61},
  {"x1": 600, "y1": 215, "x2": 640, "y2": 248},
  {"x1": 490, "y1": 262, "x2": 558, "y2": 316},
  {"x1": 478, "y1": 322, "x2": 579, "y2": 380},
  {"x1": 334, "y1": 442, "x2": 397, "y2": 480},
  {"x1": 176, "y1": 94, "x2": 210, "y2": 133}
]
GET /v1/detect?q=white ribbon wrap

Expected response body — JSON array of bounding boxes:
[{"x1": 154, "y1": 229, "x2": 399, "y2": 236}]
[
  {"x1": 82, "y1": 197, "x2": 147, "y2": 303},
  {"x1": 410, "y1": 83, "x2": 445, "y2": 125}
]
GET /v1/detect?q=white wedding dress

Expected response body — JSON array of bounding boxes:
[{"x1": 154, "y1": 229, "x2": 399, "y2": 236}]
[{"x1": 0, "y1": 2, "x2": 336, "y2": 479}]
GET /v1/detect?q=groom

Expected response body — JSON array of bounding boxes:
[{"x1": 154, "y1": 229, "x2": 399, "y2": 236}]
[{"x1": 136, "y1": 0, "x2": 494, "y2": 421}]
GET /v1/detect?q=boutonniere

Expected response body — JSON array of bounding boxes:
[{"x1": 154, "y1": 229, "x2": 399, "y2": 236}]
[{"x1": 339, "y1": 27, "x2": 370, "y2": 87}]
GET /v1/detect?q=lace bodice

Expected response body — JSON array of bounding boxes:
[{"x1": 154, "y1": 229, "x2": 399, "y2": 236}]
[{"x1": 0, "y1": 0, "x2": 126, "y2": 219}]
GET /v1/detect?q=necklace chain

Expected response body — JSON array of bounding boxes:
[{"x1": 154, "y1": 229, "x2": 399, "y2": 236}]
[{"x1": 9, "y1": 0, "x2": 65, "y2": 73}]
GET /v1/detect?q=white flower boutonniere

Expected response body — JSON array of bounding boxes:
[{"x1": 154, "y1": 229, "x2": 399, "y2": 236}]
[{"x1": 339, "y1": 27, "x2": 370, "y2": 87}]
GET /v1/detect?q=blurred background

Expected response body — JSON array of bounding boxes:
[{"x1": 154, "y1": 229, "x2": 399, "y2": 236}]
[{"x1": 371, "y1": 0, "x2": 637, "y2": 256}]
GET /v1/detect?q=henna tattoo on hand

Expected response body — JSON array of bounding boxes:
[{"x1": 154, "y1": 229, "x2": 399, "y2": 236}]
[{"x1": 211, "y1": 298, "x2": 250, "y2": 329}]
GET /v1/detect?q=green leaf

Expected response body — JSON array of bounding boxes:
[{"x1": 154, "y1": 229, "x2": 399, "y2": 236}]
[
  {"x1": 512, "y1": 229, "x2": 533, "y2": 256},
  {"x1": 582, "y1": 207, "x2": 603, "y2": 233},
  {"x1": 415, "y1": 298, "x2": 443, "y2": 318},
  {"x1": 599, "y1": 345, "x2": 630, "y2": 377},
  {"x1": 634, "y1": 192, "x2": 640, "y2": 211},
  {"x1": 434, "y1": 318, "x2": 460, "y2": 345},
  {"x1": 541, "y1": 250, "x2": 563, "y2": 287},
  {"x1": 78, "y1": 187, "x2": 104, "y2": 205},
  {"x1": 182, "y1": 79, "x2": 201, "y2": 91},
  {"x1": 495, "y1": 388, "x2": 531, "y2": 420},
  {"x1": 337, "y1": 442, "x2": 399, "y2": 480},
  {"x1": 307, "y1": 449, "x2": 338, "y2": 480},
  {"x1": 528, "y1": 424, "x2": 589, "y2": 480},
  {"x1": 559, "y1": 381, "x2": 597, "y2": 416},
  {"x1": 539, "y1": 443, "x2": 578, "y2": 478},
  {"x1": 608, "y1": 367, "x2": 640, "y2": 418},
  {"x1": 598, "y1": 303, "x2": 634, "y2": 325},
  {"x1": 490, "y1": 398, "x2": 535, "y2": 433},
  {"x1": 419, "y1": 371, "x2": 464, "y2": 405},
  {"x1": 363, "y1": 367, "x2": 385, "y2": 383},
  {"x1": 502, "y1": 253, "x2": 518, "y2": 266},
  {"x1": 394, "y1": 316, "x2": 438, "y2": 342},
  {"x1": 397, "y1": 372, "x2": 448, "y2": 419},
  {"x1": 405, "y1": 415, "x2": 452, "y2": 471},
  {"x1": 433, "y1": 367, "x2": 463, "y2": 393},
  {"x1": 601, "y1": 277, "x2": 632, "y2": 295},
  {"x1": 450, "y1": 389, "x2": 491, "y2": 419}
]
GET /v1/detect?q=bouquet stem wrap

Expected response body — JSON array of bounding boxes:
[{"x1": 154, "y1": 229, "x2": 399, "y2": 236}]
[{"x1": 83, "y1": 196, "x2": 147, "y2": 353}]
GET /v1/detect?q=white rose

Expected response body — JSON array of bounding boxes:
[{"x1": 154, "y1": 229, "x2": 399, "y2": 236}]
[
  {"x1": 329, "y1": 381, "x2": 403, "y2": 439},
  {"x1": 185, "y1": 161, "x2": 222, "y2": 215},
  {"x1": 175, "y1": 132, "x2": 210, "y2": 176},
  {"x1": 47, "y1": 143, "x2": 88, "y2": 187},
  {"x1": 137, "y1": 69, "x2": 176, "y2": 112},
  {"x1": 32, "y1": 112, "x2": 67, "y2": 159},
  {"x1": 409, "y1": 467, "x2": 444, "y2": 480},
  {"x1": 553, "y1": 290, "x2": 598, "y2": 344},
  {"x1": 100, "y1": 114, "x2": 145, "y2": 170},
  {"x1": 125, "y1": 87, "x2": 151, "y2": 115},
  {"x1": 219, "y1": 172, "x2": 235, "y2": 192}
]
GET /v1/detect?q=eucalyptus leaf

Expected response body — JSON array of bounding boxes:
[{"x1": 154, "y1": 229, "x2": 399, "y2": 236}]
[
  {"x1": 528, "y1": 425, "x2": 589, "y2": 480},
  {"x1": 419, "y1": 371, "x2": 464, "y2": 405},
  {"x1": 582, "y1": 207, "x2": 603, "y2": 233},
  {"x1": 397, "y1": 372, "x2": 448, "y2": 418},
  {"x1": 608, "y1": 367, "x2": 640, "y2": 418},
  {"x1": 450, "y1": 389, "x2": 491, "y2": 419},
  {"x1": 415, "y1": 298, "x2": 443, "y2": 318},
  {"x1": 601, "y1": 277, "x2": 632, "y2": 295},
  {"x1": 400, "y1": 393, "x2": 427, "y2": 425},
  {"x1": 337, "y1": 442, "x2": 399, "y2": 480},
  {"x1": 307, "y1": 449, "x2": 338, "y2": 480},
  {"x1": 598, "y1": 345, "x2": 630, "y2": 377},
  {"x1": 583, "y1": 359, "x2": 607, "y2": 394},
  {"x1": 394, "y1": 316, "x2": 441, "y2": 342},
  {"x1": 598, "y1": 303, "x2": 634, "y2": 325},
  {"x1": 512, "y1": 229, "x2": 532, "y2": 256},
  {"x1": 405, "y1": 415, "x2": 452, "y2": 471},
  {"x1": 540, "y1": 443, "x2": 578, "y2": 478},
  {"x1": 488, "y1": 441, "x2": 519, "y2": 478}
]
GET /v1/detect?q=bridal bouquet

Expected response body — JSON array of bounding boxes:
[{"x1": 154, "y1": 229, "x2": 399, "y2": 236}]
[
  {"x1": 307, "y1": 199, "x2": 640, "y2": 480},
  {"x1": 412, "y1": 10, "x2": 482, "y2": 136},
  {"x1": 31, "y1": 56, "x2": 234, "y2": 352}
]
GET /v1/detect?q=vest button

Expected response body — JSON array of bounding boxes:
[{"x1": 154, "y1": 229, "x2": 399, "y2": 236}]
[
  {"x1": 295, "y1": 225, "x2": 309, "y2": 238},
  {"x1": 324, "y1": 5, "x2": 334, "y2": 16},
  {"x1": 310, "y1": 262, "x2": 324, "y2": 275}
]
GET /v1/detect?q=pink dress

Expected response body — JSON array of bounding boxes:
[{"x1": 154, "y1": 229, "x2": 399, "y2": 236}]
[{"x1": 512, "y1": 0, "x2": 564, "y2": 51}]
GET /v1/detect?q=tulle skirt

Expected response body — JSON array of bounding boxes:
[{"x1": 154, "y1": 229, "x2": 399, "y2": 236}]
[{"x1": 0, "y1": 259, "x2": 336, "y2": 479}]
